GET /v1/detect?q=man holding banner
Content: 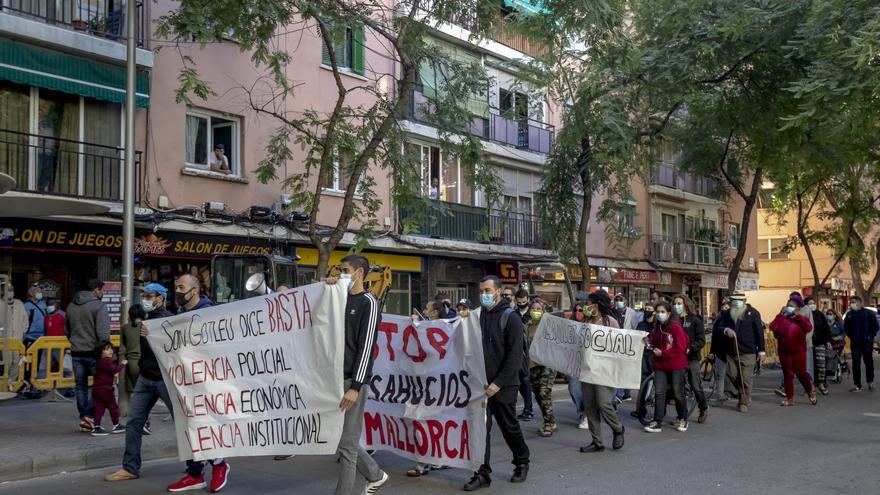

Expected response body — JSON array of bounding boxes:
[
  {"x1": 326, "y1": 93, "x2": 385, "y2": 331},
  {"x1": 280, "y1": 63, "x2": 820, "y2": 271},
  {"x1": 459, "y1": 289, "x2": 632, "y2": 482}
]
[
  {"x1": 464, "y1": 275, "x2": 530, "y2": 492},
  {"x1": 331, "y1": 255, "x2": 389, "y2": 495}
]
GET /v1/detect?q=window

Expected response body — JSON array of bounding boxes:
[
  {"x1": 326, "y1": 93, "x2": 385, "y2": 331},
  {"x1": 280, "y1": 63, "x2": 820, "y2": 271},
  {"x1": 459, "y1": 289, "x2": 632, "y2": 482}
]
[
  {"x1": 758, "y1": 237, "x2": 789, "y2": 260},
  {"x1": 617, "y1": 206, "x2": 636, "y2": 237},
  {"x1": 185, "y1": 109, "x2": 241, "y2": 176},
  {"x1": 661, "y1": 213, "x2": 677, "y2": 239},
  {"x1": 407, "y1": 142, "x2": 474, "y2": 205},
  {"x1": 321, "y1": 23, "x2": 365, "y2": 75},
  {"x1": 321, "y1": 150, "x2": 361, "y2": 193},
  {"x1": 385, "y1": 272, "x2": 419, "y2": 316},
  {"x1": 728, "y1": 223, "x2": 740, "y2": 250}
]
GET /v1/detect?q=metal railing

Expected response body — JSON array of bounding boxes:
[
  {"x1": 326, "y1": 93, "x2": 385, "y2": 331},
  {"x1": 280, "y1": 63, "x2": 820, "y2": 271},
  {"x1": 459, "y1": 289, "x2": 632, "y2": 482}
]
[
  {"x1": 405, "y1": 90, "x2": 555, "y2": 155},
  {"x1": 651, "y1": 162, "x2": 722, "y2": 197},
  {"x1": 399, "y1": 201, "x2": 546, "y2": 249},
  {"x1": 0, "y1": 129, "x2": 141, "y2": 201},
  {"x1": 0, "y1": 0, "x2": 145, "y2": 47},
  {"x1": 649, "y1": 234, "x2": 726, "y2": 266}
]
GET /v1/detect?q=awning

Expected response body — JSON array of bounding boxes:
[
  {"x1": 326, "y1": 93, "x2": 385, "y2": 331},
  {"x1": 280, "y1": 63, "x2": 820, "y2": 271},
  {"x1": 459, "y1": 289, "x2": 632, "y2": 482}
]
[
  {"x1": 0, "y1": 37, "x2": 149, "y2": 107},
  {"x1": 503, "y1": 0, "x2": 548, "y2": 15}
]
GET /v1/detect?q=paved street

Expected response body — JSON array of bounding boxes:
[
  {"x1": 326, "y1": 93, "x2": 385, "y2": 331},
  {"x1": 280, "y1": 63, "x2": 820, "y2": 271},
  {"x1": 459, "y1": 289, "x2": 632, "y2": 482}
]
[{"x1": 3, "y1": 366, "x2": 880, "y2": 494}]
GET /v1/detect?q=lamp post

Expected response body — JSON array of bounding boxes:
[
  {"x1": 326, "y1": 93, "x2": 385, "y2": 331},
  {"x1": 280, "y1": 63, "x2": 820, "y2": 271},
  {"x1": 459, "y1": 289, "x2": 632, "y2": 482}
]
[{"x1": 121, "y1": 0, "x2": 137, "y2": 323}]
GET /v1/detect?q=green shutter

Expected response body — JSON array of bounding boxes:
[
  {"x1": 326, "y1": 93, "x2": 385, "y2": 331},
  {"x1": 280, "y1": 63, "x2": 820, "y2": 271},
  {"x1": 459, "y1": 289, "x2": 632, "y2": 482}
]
[
  {"x1": 321, "y1": 36, "x2": 331, "y2": 65},
  {"x1": 351, "y1": 25, "x2": 365, "y2": 75},
  {"x1": 419, "y1": 59, "x2": 437, "y2": 98},
  {"x1": 0, "y1": 37, "x2": 149, "y2": 107}
]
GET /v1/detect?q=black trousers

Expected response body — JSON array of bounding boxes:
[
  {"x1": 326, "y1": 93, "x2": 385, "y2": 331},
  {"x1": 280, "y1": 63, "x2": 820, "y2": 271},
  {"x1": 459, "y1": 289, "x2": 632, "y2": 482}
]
[
  {"x1": 654, "y1": 369, "x2": 687, "y2": 422},
  {"x1": 478, "y1": 385, "x2": 530, "y2": 477},
  {"x1": 687, "y1": 359, "x2": 709, "y2": 410},
  {"x1": 851, "y1": 340, "x2": 875, "y2": 388}
]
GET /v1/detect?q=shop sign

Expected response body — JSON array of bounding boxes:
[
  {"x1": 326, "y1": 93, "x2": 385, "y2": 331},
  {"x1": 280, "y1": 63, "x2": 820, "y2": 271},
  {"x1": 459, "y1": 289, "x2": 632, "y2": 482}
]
[
  {"x1": 735, "y1": 274, "x2": 759, "y2": 291},
  {"x1": 611, "y1": 268, "x2": 660, "y2": 285},
  {"x1": 498, "y1": 262, "x2": 519, "y2": 284},
  {"x1": 831, "y1": 277, "x2": 853, "y2": 292},
  {"x1": 0, "y1": 220, "x2": 273, "y2": 259},
  {"x1": 102, "y1": 281, "x2": 122, "y2": 332},
  {"x1": 701, "y1": 273, "x2": 728, "y2": 289}
]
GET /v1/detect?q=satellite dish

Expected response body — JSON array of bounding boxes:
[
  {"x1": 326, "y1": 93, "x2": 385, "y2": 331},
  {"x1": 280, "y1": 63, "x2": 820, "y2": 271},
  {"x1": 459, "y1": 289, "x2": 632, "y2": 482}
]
[{"x1": 245, "y1": 273, "x2": 267, "y2": 295}]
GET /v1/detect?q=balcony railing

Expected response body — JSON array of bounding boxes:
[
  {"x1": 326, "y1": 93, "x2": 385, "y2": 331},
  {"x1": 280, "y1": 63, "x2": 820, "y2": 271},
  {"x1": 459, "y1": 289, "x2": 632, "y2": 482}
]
[
  {"x1": 649, "y1": 234, "x2": 726, "y2": 266},
  {"x1": 650, "y1": 162, "x2": 722, "y2": 197},
  {"x1": 0, "y1": 129, "x2": 140, "y2": 202},
  {"x1": 1, "y1": 0, "x2": 145, "y2": 47},
  {"x1": 399, "y1": 201, "x2": 546, "y2": 249},
  {"x1": 405, "y1": 90, "x2": 554, "y2": 155}
]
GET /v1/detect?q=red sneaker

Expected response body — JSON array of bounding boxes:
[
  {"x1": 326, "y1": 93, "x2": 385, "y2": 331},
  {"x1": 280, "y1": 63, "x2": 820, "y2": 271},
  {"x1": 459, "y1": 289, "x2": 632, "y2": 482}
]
[
  {"x1": 167, "y1": 474, "x2": 206, "y2": 492},
  {"x1": 210, "y1": 462, "x2": 230, "y2": 493}
]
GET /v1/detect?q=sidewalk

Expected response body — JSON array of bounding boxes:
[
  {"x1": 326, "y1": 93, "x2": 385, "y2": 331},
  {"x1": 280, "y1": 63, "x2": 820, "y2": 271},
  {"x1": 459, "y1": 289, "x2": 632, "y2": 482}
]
[{"x1": 0, "y1": 395, "x2": 176, "y2": 482}]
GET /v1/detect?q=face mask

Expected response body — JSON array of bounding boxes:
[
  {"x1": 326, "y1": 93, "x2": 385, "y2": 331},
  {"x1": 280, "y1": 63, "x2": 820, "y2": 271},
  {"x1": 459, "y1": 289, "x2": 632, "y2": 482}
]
[
  {"x1": 339, "y1": 273, "x2": 352, "y2": 281},
  {"x1": 175, "y1": 289, "x2": 193, "y2": 307},
  {"x1": 656, "y1": 312, "x2": 669, "y2": 323},
  {"x1": 643, "y1": 310, "x2": 654, "y2": 320},
  {"x1": 142, "y1": 300, "x2": 156, "y2": 312},
  {"x1": 46, "y1": 305, "x2": 56, "y2": 313},
  {"x1": 826, "y1": 315, "x2": 834, "y2": 323},
  {"x1": 673, "y1": 304, "x2": 684, "y2": 315},
  {"x1": 584, "y1": 306, "x2": 594, "y2": 318},
  {"x1": 850, "y1": 303, "x2": 859, "y2": 312},
  {"x1": 530, "y1": 311, "x2": 543, "y2": 321},
  {"x1": 517, "y1": 303, "x2": 529, "y2": 310},
  {"x1": 732, "y1": 300, "x2": 744, "y2": 308},
  {"x1": 784, "y1": 306, "x2": 796, "y2": 316},
  {"x1": 615, "y1": 301, "x2": 625, "y2": 310},
  {"x1": 480, "y1": 294, "x2": 495, "y2": 308},
  {"x1": 35, "y1": 293, "x2": 43, "y2": 301},
  {"x1": 808, "y1": 304, "x2": 817, "y2": 312}
]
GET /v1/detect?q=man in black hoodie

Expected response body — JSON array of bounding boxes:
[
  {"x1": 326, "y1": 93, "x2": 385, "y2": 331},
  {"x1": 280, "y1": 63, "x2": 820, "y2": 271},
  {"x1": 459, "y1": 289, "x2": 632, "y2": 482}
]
[
  {"x1": 105, "y1": 283, "x2": 173, "y2": 484},
  {"x1": 464, "y1": 276, "x2": 530, "y2": 492},
  {"x1": 712, "y1": 292, "x2": 765, "y2": 413}
]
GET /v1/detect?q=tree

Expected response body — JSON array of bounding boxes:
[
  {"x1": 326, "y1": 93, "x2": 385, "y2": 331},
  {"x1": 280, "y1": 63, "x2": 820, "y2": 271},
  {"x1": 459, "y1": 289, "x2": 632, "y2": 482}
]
[
  {"x1": 631, "y1": 0, "x2": 813, "y2": 292},
  {"x1": 521, "y1": 1, "x2": 647, "y2": 285},
  {"x1": 155, "y1": 0, "x2": 501, "y2": 279}
]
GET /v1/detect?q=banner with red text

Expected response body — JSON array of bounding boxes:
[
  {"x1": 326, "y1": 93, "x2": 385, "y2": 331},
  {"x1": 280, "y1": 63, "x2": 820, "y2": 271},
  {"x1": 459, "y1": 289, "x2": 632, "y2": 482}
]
[
  {"x1": 145, "y1": 282, "x2": 346, "y2": 461},
  {"x1": 362, "y1": 313, "x2": 487, "y2": 470}
]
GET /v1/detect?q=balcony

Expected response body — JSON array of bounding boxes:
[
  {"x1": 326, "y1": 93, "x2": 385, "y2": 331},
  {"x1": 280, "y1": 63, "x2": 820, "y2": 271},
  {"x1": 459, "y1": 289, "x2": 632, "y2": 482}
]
[
  {"x1": 1, "y1": 0, "x2": 145, "y2": 47},
  {"x1": 0, "y1": 129, "x2": 141, "y2": 202},
  {"x1": 649, "y1": 235, "x2": 726, "y2": 266},
  {"x1": 405, "y1": 90, "x2": 554, "y2": 155},
  {"x1": 399, "y1": 201, "x2": 546, "y2": 249},
  {"x1": 650, "y1": 162, "x2": 722, "y2": 198}
]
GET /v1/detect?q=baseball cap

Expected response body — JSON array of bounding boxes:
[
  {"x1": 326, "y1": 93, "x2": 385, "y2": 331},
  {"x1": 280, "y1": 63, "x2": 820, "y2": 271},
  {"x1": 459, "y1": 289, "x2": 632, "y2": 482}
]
[
  {"x1": 456, "y1": 298, "x2": 472, "y2": 309},
  {"x1": 143, "y1": 283, "x2": 168, "y2": 298}
]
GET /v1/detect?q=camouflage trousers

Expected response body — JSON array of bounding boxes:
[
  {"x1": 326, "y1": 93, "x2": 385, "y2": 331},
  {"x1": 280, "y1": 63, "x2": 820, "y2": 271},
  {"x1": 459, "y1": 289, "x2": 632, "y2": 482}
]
[{"x1": 529, "y1": 365, "x2": 556, "y2": 425}]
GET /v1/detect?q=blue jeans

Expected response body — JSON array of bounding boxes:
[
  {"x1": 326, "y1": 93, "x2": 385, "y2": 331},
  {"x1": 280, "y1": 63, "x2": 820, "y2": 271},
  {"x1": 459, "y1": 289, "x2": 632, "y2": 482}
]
[
  {"x1": 123, "y1": 376, "x2": 173, "y2": 476},
  {"x1": 72, "y1": 356, "x2": 96, "y2": 418},
  {"x1": 568, "y1": 376, "x2": 584, "y2": 415},
  {"x1": 518, "y1": 367, "x2": 533, "y2": 415}
]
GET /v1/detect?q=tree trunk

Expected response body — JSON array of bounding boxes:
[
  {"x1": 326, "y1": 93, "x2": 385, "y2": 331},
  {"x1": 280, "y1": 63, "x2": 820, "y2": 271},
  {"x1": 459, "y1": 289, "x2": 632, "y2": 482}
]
[
  {"x1": 577, "y1": 137, "x2": 593, "y2": 297},
  {"x1": 314, "y1": 245, "x2": 332, "y2": 283},
  {"x1": 727, "y1": 167, "x2": 763, "y2": 292},
  {"x1": 795, "y1": 190, "x2": 822, "y2": 295}
]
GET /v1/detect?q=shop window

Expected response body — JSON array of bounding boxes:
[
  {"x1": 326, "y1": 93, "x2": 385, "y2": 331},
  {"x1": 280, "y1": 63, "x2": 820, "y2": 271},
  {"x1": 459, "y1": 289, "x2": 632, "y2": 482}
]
[
  {"x1": 185, "y1": 109, "x2": 241, "y2": 176},
  {"x1": 385, "y1": 272, "x2": 418, "y2": 316},
  {"x1": 630, "y1": 287, "x2": 650, "y2": 310},
  {"x1": 320, "y1": 23, "x2": 365, "y2": 75}
]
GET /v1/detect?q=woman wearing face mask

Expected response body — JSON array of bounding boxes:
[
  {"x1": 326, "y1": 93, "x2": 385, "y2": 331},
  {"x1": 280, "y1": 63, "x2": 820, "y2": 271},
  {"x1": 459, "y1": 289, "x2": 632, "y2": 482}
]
[
  {"x1": 567, "y1": 302, "x2": 588, "y2": 429},
  {"x1": 526, "y1": 300, "x2": 558, "y2": 437},
  {"x1": 579, "y1": 290, "x2": 626, "y2": 453},
  {"x1": 631, "y1": 303, "x2": 656, "y2": 419},
  {"x1": 769, "y1": 296, "x2": 817, "y2": 406},
  {"x1": 644, "y1": 301, "x2": 690, "y2": 433},
  {"x1": 672, "y1": 295, "x2": 709, "y2": 423}
]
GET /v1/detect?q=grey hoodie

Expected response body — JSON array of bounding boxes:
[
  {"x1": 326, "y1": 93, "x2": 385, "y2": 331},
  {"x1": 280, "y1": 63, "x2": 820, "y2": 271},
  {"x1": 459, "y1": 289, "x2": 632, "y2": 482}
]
[{"x1": 64, "y1": 291, "x2": 111, "y2": 355}]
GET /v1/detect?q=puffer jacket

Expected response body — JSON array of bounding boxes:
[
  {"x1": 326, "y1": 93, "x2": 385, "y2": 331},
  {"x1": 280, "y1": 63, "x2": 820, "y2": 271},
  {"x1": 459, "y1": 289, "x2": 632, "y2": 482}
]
[{"x1": 769, "y1": 313, "x2": 812, "y2": 355}]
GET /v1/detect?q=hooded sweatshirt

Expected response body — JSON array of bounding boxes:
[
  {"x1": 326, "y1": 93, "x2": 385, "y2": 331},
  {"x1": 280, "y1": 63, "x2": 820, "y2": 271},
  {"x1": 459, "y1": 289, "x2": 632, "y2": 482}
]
[
  {"x1": 479, "y1": 301, "x2": 524, "y2": 388},
  {"x1": 770, "y1": 313, "x2": 812, "y2": 355},
  {"x1": 649, "y1": 320, "x2": 690, "y2": 372},
  {"x1": 138, "y1": 305, "x2": 173, "y2": 381},
  {"x1": 65, "y1": 291, "x2": 111, "y2": 356}
]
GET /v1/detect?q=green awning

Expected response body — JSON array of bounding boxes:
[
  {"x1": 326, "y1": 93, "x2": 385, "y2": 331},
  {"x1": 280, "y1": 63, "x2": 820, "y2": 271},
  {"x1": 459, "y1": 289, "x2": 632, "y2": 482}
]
[
  {"x1": 504, "y1": 0, "x2": 548, "y2": 15},
  {"x1": 0, "y1": 37, "x2": 149, "y2": 107}
]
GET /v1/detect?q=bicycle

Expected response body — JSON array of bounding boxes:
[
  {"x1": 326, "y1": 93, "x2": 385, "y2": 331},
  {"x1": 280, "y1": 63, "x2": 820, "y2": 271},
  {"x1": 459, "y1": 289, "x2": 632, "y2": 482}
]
[{"x1": 634, "y1": 354, "x2": 716, "y2": 426}]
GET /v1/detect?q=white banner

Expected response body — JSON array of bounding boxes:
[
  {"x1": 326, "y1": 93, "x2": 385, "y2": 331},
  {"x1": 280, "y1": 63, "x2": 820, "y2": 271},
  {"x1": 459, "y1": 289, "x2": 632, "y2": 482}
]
[
  {"x1": 529, "y1": 314, "x2": 646, "y2": 389},
  {"x1": 362, "y1": 313, "x2": 487, "y2": 470},
  {"x1": 145, "y1": 282, "x2": 347, "y2": 461}
]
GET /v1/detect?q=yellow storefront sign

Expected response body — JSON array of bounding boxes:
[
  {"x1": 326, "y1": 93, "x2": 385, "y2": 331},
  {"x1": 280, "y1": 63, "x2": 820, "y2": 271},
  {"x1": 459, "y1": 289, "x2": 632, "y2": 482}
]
[{"x1": 296, "y1": 248, "x2": 421, "y2": 272}]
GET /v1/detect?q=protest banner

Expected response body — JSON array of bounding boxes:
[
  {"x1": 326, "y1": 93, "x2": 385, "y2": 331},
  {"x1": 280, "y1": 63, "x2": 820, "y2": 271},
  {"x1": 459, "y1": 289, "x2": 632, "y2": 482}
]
[
  {"x1": 529, "y1": 314, "x2": 646, "y2": 389},
  {"x1": 145, "y1": 282, "x2": 347, "y2": 461},
  {"x1": 362, "y1": 313, "x2": 487, "y2": 470}
]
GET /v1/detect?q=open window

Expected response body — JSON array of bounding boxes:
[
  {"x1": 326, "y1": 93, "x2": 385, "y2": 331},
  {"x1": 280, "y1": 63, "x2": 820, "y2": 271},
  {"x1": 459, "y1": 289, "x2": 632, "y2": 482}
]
[{"x1": 185, "y1": 109, "x2": 241, "y2": 177}]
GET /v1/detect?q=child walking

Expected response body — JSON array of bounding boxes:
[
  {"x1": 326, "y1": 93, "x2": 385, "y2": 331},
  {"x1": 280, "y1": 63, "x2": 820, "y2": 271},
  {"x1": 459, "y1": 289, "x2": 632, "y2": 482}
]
[{"x1": 92, "y1": 342, "x2": 127, "y2": 436}]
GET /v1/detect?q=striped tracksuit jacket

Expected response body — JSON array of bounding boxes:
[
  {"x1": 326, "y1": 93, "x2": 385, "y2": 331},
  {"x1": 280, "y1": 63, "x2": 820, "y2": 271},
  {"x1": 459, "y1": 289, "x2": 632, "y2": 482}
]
[{"x1": 343, "y1": 291, "x2": 381, "y2": 391}]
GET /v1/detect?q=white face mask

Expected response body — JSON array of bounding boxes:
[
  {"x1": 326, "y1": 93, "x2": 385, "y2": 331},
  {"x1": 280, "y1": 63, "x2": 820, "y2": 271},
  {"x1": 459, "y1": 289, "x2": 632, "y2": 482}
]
[
  {"x1": 808, "y1": 304, "x2": 817, "y2": 312},
  {"x1": 339, "y1": 273, "x2": 352, "y2": 281},
  {"x1": 46, "y1": 305, "x2": 56, "y2": 313},
  {"x1": 142, "y1": 299, "x2": 156, "y2": 312}
]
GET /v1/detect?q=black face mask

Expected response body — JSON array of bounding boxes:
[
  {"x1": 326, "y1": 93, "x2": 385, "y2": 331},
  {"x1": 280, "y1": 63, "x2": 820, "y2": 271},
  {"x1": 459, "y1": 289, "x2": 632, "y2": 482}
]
[
  {"x1": 517, "y1": 303, "x2": 529, "y2": 310},
  {"x1": 643, "y1": 310, "x2": 654, "y2": 320},
  {"x1": 175, "y1": 288, "x2": 194, "y2": 307}
]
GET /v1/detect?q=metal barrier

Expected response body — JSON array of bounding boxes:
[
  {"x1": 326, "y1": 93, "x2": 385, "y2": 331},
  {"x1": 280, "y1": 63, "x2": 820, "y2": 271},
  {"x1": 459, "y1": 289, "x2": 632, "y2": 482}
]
[
  {"x1": 0, "y1": 337, "x2": 27, "y2": 392},
  {"x1": 2, "y1": 335, "x2": 120, "y2": 392}
]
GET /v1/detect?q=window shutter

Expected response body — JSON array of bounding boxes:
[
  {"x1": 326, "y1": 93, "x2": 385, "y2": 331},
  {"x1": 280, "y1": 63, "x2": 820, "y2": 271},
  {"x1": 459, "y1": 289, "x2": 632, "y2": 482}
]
[
  {"x1": 352, "y1": 25, "x2": 365, "y2": 74},
  {"x1": 321, "y1": 36, "x2": 331, "y2": 65}
]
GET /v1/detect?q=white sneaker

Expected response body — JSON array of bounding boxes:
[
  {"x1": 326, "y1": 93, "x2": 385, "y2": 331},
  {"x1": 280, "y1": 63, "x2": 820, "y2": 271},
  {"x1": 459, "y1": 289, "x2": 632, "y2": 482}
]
[
  {"x1": 362, "y1": 471, "x2": 388, "y2": 495},
  {"x1": 676, "y1": 420, "x2": 689, "y2": 432},
  {"x1": 577, "y1": 416, "x2": 590, "y2": 430}
]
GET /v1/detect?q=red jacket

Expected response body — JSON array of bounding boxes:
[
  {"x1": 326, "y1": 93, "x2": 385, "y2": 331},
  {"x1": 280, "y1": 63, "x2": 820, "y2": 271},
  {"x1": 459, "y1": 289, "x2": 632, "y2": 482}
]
[
  {"x1": 44, "y1": 311, "x2": 66, "y2": 337},
  {"x1": 770, "y1": 313, "x2": 812, "y2": 354},
  {"x1": 93, "y1": 356, "x2": 124, "y2": 388},
  {"x1": 649, "y1": 321, "x2": 690, "y2": 372}
]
